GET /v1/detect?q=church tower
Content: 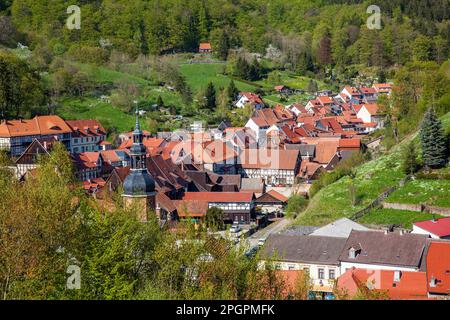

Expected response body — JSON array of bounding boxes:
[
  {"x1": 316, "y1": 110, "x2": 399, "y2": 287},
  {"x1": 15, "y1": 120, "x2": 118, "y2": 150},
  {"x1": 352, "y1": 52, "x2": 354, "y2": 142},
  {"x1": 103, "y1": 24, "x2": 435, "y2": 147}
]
[{"x1": 122, "y1": 108, "x2": 156, "y2": 221}]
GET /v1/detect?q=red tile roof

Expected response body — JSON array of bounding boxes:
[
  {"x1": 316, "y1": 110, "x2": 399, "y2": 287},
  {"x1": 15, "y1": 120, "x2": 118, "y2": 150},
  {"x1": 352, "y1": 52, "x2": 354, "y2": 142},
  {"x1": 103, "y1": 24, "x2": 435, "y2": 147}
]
[
  {"x1": 173, "y1": 199, "x2": 209, "y2": 218},
  {"x1": 238, "y1": 149, "x2": 300, "y2": 170},
  {"x1": 317, "y1": 96, "x2": 333, "y2": 105},
  {"x1": 73, "y1": 152, "x2": 100, "y2": 169},
  {"x1": 66, "y1": 119, "x2": 106, "y2": 137},
  {"x1": 426, "y1": 241, "x2": 450, "y2": 295},
  {"x1": 337, "y1": 268, "x2": 429, "y2": 300},
  {"x1": 414, "y1": 217, "x2": 450, "y2": 238},
  {"x1": 0, "y1": 116, "x2": 72, "y2": 137},
  {"x1": 338, "y1": 138, "x2": 361, "y2": 149},
  {"x1": 362, "y1": 104, "x2": 379, "y2": 115},
  {"x1": 199, "y1": 43, "x2": 212, "y2": 50},
  {"x1": 241, "y1": 92, "x2": 264, "y2": 106},
  {"x1": 119, "y1": 137, "x2": 165, "y2": 150},
  {"x1": 266, "y1": 190, "x2": 289, "y2": 202}
]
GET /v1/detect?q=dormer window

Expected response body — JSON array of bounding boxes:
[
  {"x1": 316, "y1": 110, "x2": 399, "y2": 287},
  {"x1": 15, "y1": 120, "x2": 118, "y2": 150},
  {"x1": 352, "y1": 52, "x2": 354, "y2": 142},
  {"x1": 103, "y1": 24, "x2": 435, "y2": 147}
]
[
  {"x1": 393, "y1": 270, "x2": 402, "y2": 282},
  {"x1": 429, "y1": 277, "x2": 437, "y2": 288},
  {"x1": 348, "y1": 247, "x2": 360, "y2": 259}
]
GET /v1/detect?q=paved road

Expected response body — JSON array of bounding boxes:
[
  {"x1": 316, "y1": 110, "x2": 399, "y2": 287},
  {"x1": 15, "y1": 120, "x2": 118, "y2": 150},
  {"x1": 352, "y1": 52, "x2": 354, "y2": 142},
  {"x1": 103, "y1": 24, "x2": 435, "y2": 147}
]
[{"x1": 246, "y1": 218, "x2": 292, "y2": 248}]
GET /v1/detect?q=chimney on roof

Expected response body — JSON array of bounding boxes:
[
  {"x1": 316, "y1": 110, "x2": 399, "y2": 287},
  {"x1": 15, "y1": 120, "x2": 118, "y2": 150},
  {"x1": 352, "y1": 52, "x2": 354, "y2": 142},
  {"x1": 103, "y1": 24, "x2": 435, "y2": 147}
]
[
  {"x1": 429, "y1": 277, "x2": 437, "y2": 288},
  {"x1": 393, "y1": 270, "x2": 402, "y2": 282}
]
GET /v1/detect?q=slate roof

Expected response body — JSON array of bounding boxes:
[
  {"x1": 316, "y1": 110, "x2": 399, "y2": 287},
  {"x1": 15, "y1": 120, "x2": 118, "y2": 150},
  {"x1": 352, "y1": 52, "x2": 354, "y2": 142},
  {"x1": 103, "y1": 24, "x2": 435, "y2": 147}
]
[
  {"x1": 263, "y1": 234, "x2": 347, "y2": 265},
  {"x1": 310, "y1": 218, "x2": 369, "y2": 238},
  {"x1": 339, "y1": 230, "x2": 428, "y2": 268},
  {"x1": 281, "y1": 226, "x2": 319, "y2": 236}
]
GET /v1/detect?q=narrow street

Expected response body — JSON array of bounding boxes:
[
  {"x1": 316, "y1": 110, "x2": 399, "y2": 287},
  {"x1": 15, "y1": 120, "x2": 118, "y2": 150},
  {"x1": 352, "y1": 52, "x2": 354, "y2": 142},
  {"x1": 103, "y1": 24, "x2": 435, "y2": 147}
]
[{"x1": 246, "y1": 218, "x2": 292, "y2": 248}]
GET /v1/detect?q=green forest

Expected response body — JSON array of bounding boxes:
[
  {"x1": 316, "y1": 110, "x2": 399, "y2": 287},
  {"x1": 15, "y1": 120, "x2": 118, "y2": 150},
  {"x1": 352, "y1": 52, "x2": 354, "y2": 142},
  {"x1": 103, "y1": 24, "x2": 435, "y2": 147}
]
[
  {"x1": 0, "y1": 0, "x2": 449, "y2": 301},
  {"x1": 0, "y1": 0, "x2": 449, "y2": 140}
]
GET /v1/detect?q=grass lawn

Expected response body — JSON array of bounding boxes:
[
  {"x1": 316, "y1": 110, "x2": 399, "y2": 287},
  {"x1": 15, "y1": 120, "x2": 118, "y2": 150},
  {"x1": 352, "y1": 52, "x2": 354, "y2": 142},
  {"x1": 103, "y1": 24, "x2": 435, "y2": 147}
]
[
  {"x1": 254, "y1": 72, "x2": 327, "y2": 90},
  {"x1": 385, "y1": 178, "x2": 450, "y2": 208},
  {"x1": 179, "y1": 63, "x2": 258, "y2": 92},
  {"x1": 357, "y1": 208, "x2": 443, "y2": 229},
  {"x1": 74, "y1": 63, "x2": 151, "y2": 86},
  {"x1": 57, "y1": 97, "x2": 145, "y2": 133},
  {"x1": 263, "y1": 93, "x2": 314, "y2": 106}
]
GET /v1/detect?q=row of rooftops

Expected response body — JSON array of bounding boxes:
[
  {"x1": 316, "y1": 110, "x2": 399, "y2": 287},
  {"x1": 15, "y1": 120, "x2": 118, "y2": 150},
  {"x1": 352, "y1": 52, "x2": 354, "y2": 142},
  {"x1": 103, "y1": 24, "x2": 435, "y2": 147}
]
[
  {"x1": 264, "y1": 217, "x2": 450, "y2": 298},
  {"x1": 0, "y1": 115, "x2": 106, "y2": 138}
]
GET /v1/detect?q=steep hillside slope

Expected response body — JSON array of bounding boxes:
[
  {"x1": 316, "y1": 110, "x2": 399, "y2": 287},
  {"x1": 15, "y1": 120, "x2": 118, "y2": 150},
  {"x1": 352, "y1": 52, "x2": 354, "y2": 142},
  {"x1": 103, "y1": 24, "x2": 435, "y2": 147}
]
[{"x1": 295, "y1": 112, "x2": 450, "y2": 226}]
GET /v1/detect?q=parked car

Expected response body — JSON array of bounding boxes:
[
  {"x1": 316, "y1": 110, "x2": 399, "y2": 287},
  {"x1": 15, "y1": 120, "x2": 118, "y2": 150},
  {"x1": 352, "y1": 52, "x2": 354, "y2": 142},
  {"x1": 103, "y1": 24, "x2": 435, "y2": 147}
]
[
  {"x1": 245, "y1": 246, "x2": 259, "y2": 258},
  {"x1": 230, "y1": 225, "x2": 241, "y2": 233},
  {"x1": 258, "y1": 238, "x2": 266, "y2": 246}
]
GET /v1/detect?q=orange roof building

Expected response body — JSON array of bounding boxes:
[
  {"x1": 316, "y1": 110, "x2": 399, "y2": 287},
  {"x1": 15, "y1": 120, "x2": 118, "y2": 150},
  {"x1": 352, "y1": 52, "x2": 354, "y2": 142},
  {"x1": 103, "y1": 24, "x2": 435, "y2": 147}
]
[
  {"x1": 337, "y1": 268, "x2": 430, "y2": 300},
  {"x1": 0, "y1": 115, "x2": 72, "y2": 156},
  {"x1": 199, "y1": 42, "x2": 212, "y2": 52},
  {"x1": 181, "y1": 192, "x2": 256, "y2": 224},
  {"x1": 426, "y1": 241, "x2": 450, "y2": 296}
]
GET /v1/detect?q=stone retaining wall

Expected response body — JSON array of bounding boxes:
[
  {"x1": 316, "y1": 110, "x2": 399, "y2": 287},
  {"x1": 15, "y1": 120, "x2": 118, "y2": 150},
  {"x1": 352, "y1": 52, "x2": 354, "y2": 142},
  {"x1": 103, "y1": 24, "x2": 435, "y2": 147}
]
[{"x1": 382, "y1": 202, "x2": 450, "y2": 216}]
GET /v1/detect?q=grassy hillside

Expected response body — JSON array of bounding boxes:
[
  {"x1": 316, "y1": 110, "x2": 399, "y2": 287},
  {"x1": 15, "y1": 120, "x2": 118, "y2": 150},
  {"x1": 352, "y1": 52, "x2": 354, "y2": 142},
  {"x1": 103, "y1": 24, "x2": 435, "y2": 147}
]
[
  {"x1": 295, "y1": 146, "x2": 406, "y2": 226},
  {"x1": 295, "y1": 112, "x2": 450, "y2": 227},
  {"x1": 57, "y1": 97, "x2": 145, "y2": 133},
  {"x1": 385, "y1": 179, "x2": 450, "y2": 208},
  {"x1": 179, "y1": 63, "x2": 258, "y2": 92},
  {"x1": 357, "y1": 208, "x2": 444, "y2": 229}
]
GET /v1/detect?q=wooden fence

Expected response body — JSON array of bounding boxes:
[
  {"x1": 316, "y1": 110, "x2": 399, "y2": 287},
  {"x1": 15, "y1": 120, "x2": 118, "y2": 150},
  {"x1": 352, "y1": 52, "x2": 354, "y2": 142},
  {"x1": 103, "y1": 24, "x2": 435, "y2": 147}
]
[{"x1": 350, "y1": 175, "x2": 412, "y2": 221}]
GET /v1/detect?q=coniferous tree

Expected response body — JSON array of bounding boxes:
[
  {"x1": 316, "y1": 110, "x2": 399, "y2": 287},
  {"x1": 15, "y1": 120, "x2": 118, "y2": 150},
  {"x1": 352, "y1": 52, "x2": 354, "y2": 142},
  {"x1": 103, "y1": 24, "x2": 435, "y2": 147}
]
[
  {"x1": 401, "y1": 141, "x2": 421, "y2": 175},
  {"x1": 216, "y1": 30, "x2": 230, "y2": 61},
  {"x1": 204, "y1": 81, "x2": 216, "y2": 110},
  {"x1": 420, "y1": 108, "x2": 448, "y2": 168},
  {"x1": 227, "y1": 80, "x2": 239, "y2": 102}
]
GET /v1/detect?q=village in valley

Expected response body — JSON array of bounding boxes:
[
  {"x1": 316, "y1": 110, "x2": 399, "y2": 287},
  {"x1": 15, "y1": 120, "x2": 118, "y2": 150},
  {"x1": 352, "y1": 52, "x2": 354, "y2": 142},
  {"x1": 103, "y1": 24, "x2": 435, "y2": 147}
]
[
  {"x1": 1, "y1": 42, "x2": 449, "y2": 300},
  {"x1": 1, "y1": 0, "x2": 449, "y2": 302}
]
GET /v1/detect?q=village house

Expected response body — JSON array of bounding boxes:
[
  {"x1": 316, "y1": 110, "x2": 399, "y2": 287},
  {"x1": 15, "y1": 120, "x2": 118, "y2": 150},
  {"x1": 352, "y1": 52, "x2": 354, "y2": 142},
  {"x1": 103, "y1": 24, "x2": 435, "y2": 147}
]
[
  {"x1": 245, "y1": 107, "x2": 295, "y2": 143},
  {"x1": 340, "y1": 86, "x2": 363, "y2": 103},
  {"x1": 372, "y1": 83, "x2": 393, "y2": 95},
  {"x1": 14, "y1": 138, "x2": 55, "y2": 179},
  {"x1": 339, "y1": 230, "x2": 429, "y2": 274},
  {"x1": 180, "y1": 192, "x2": 256, "y2": 224},
  {"x1": 237, "y1": 148, "x2": 301, "y2": 186},
  {"x1": 254, "y1": 189, "x2": 288, "y2": 215},
  {"x1": 274, "y1": 85, "x2": 293, "y2": 95},
  {"x1": 235, "y1": 92, "x2": 265, "y2": 109},
  {"x1": 426, "y1": 241, "x2": 450, "y2": 297},
  {"x1": 66, "y1": 120, "x2": 107, "y2": 154},
  {"x1": 356, "y1": 104, "x2": 384, "y2": 130},
  {"x1": 199, "y1": 42, "x2": 212, "y2": 53},
  {"x1": 73, "y1": 152, "x2": 103, "y2": 181},
  {"x1": 337, "y1": 268, "x2": 429, "y2": 300},
  {"x1": 412, "y1": 217, "x2": 450, "y2": 240},
  {"x1": 184, "y1": 170, "x2": 241, "y2": 192},
  {"x1": 100, "y1": 149, "x2": 130, "y2": 170},
  {"x1": 0, "y1": 115, "x2": 72, "y2": 157},
  {"x1": 262, "y1": 234, "x2": 347, "y2": 297}
]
